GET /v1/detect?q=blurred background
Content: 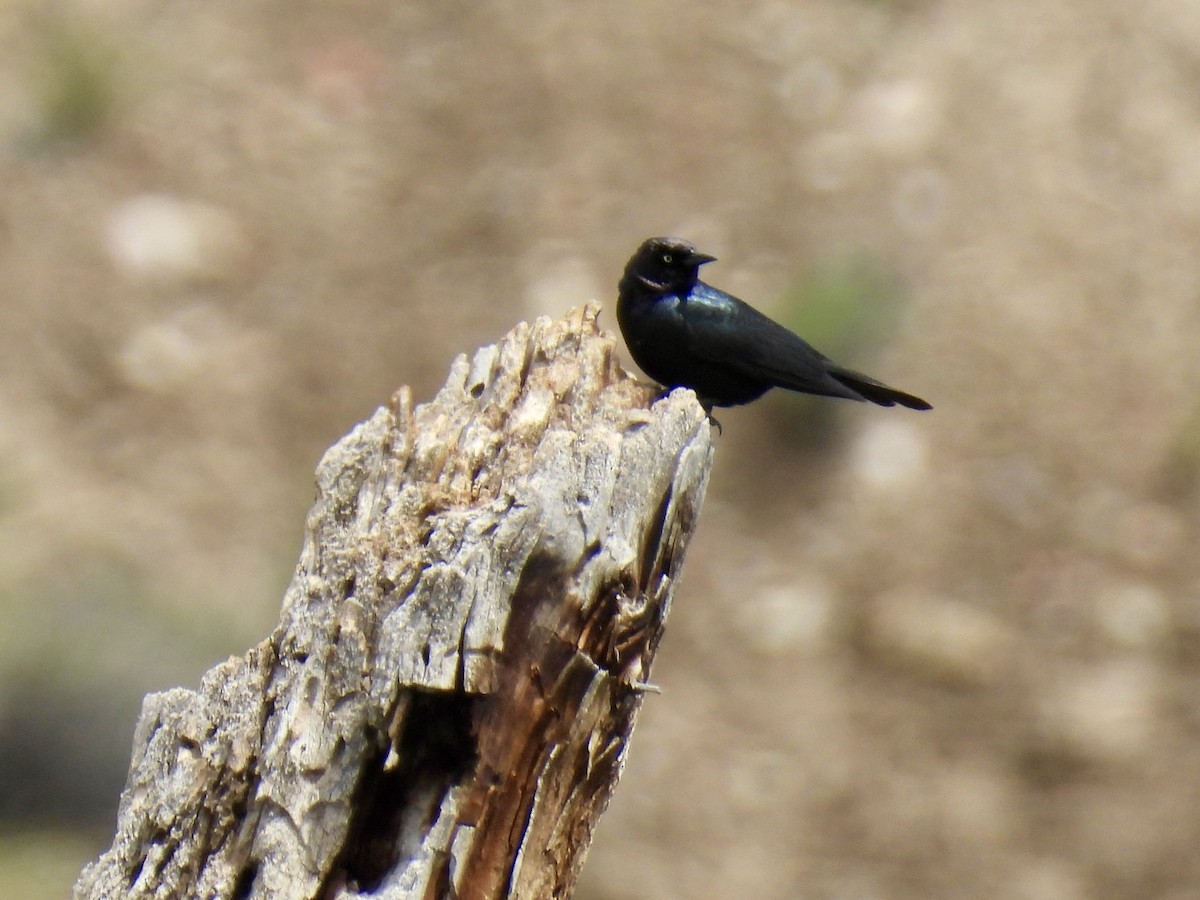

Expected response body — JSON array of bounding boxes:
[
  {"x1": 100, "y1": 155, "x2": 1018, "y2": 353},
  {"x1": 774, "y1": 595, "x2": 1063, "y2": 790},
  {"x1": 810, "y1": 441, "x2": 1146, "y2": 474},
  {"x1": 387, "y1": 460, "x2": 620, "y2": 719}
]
[{"x1": 3, "y1": 1, "x2": 1200, "y2": 897}]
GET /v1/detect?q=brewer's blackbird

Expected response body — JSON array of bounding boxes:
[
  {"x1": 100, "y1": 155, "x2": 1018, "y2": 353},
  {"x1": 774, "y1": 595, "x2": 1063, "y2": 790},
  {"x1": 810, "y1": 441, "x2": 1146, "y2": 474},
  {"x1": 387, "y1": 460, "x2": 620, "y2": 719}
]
[{"x1": 617, "y1": 237, "x2": 931, "y2": 411}]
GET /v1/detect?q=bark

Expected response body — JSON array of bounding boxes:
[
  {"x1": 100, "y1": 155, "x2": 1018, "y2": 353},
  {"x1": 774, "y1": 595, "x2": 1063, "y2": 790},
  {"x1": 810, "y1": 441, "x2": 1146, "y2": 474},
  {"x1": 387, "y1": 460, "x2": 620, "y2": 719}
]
[{"x1": 74, "y1": 304, "x2": 714, "y2": 900}]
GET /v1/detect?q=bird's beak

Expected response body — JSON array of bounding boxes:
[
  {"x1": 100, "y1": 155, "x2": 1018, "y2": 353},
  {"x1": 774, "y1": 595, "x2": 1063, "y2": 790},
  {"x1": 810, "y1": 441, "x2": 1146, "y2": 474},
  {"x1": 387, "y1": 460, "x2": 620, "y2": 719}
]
[{"x1": 689, "y1": 252, "x2": 717, "y2": 266}]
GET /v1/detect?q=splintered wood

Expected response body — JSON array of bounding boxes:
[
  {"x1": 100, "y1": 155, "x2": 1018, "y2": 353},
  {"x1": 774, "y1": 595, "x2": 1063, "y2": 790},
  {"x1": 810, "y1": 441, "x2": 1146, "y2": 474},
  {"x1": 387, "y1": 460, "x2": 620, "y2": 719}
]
[{"x1": 75, "y1": 304, "x2": 713, "y2": 900}]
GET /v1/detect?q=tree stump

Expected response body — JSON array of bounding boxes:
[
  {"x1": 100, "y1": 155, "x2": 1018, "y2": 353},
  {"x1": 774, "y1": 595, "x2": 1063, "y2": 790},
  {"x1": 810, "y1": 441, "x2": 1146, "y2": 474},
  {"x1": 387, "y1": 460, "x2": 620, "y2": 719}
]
[{"x1": 74, "y1": 304, "x2": 715, "y2": 900}]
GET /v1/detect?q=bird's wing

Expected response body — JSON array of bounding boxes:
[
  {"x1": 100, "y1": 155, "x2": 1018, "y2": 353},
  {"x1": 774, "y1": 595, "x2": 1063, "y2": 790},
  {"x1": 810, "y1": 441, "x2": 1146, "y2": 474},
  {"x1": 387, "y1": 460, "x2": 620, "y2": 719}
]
[{"x1": 682, "y1": 283, "x2": 868, "y2": 401}]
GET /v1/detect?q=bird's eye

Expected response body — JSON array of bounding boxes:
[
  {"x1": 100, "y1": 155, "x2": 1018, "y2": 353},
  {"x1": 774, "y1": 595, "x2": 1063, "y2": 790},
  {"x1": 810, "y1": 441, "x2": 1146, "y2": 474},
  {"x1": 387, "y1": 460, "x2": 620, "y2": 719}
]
[{"x1": 662, "y1": 253, "x2": 673, "y2": 264}]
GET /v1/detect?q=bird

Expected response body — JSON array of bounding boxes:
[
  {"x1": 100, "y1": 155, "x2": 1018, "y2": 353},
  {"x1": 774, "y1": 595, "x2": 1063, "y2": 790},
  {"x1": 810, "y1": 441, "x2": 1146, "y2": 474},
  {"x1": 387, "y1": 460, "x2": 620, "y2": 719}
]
[{"x1": 617, "y1": 237, "x2": 931, "y2": 411}]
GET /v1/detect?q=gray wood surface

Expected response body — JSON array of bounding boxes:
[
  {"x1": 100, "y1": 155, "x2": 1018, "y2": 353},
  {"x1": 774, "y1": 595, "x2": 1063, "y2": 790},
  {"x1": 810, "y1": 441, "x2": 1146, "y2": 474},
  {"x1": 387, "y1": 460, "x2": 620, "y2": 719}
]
[{"x1": 74, "y1": 304, "x2": 714, "y2": 900}]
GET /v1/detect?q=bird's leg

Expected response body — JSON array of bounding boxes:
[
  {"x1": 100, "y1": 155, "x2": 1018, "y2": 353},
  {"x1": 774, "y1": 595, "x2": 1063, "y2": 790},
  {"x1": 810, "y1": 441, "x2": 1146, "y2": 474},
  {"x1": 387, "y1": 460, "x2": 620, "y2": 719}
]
[
  {"x1": 700, "y1": 400, "x2": 723, "y2": 435},
  {"x1": 650, "y1": 385, "x2": 723, "y2": 434}
]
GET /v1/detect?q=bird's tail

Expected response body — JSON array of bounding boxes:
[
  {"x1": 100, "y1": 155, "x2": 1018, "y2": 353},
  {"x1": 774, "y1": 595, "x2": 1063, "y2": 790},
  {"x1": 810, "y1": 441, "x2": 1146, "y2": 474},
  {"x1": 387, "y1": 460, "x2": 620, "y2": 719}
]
[{"x1": 829, "y1": 367, "x2": 932, "y2": 410}]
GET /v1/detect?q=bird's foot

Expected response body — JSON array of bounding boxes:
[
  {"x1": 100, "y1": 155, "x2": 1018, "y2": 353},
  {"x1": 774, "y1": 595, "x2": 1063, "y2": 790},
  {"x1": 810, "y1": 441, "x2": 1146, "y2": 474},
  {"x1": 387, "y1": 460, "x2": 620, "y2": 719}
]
[{"x1": 699, "y1": 401, "x2": 722, "y2": 434}]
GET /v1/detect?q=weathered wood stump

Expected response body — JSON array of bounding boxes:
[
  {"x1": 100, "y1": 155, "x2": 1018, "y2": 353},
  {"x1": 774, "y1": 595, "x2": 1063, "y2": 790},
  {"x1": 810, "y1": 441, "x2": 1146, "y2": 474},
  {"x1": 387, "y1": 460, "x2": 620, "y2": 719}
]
[{"x1": 74, "y1": 304, "x2": 714, "y2": 900}]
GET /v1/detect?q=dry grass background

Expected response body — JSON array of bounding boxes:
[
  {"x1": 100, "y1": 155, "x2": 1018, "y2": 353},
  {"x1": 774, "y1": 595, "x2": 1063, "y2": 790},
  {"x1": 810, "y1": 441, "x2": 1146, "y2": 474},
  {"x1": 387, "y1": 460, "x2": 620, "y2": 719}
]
[{"x1": 4, "y1": 1, "x2": 1200, "y2": 898}]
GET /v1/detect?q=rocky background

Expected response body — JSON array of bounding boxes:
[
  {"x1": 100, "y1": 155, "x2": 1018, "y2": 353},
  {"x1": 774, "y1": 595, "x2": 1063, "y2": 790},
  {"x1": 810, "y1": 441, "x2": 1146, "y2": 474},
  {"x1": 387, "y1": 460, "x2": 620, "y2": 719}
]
[{"x1": 3, "y1": 1, "x2": 1200, "y2": 898}]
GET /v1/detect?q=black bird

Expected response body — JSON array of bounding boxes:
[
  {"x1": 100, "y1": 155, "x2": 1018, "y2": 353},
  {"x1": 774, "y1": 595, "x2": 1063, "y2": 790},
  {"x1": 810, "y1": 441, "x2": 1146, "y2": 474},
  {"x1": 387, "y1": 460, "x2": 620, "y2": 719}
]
[{"x1": 617, "y1": 237, "x2": 931, "y2": 411}]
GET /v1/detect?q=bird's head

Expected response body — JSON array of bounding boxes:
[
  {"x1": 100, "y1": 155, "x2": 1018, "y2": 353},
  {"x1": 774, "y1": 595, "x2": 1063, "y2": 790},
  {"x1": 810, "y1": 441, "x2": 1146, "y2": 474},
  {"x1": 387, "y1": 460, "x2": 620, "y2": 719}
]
[{"x1": 623, "y1": 237, "x2": 717, "y2": 294}]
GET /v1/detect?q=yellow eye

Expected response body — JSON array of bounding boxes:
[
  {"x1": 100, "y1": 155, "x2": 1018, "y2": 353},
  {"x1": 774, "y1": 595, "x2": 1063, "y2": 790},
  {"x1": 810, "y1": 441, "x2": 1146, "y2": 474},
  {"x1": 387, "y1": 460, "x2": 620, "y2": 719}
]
[{"x1": 662, "y1": 253, "x2": 673, "y2": 264}]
